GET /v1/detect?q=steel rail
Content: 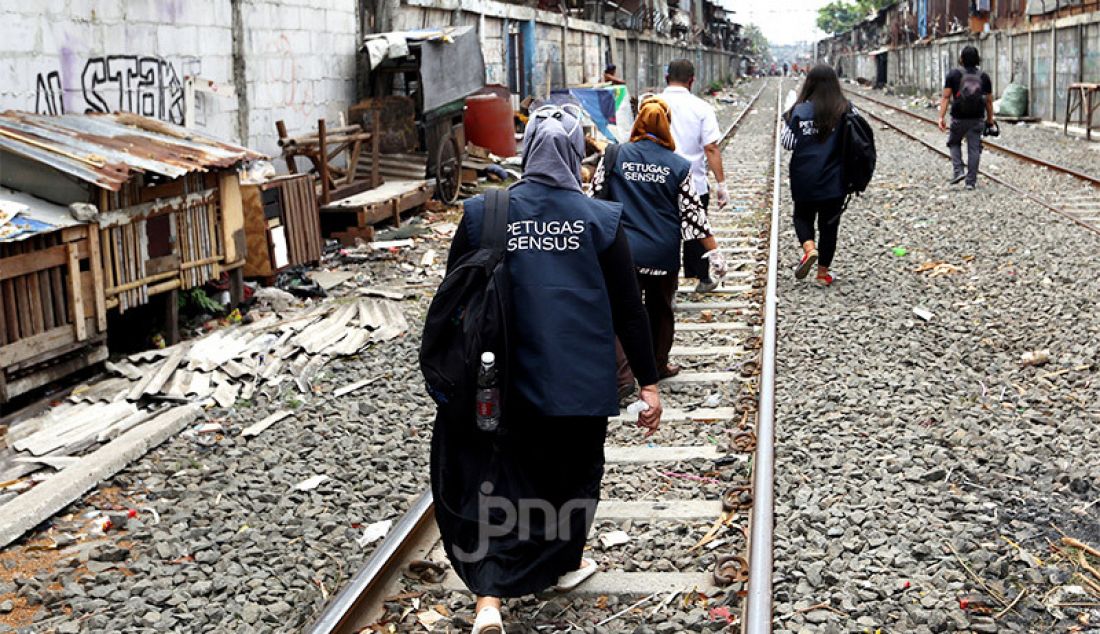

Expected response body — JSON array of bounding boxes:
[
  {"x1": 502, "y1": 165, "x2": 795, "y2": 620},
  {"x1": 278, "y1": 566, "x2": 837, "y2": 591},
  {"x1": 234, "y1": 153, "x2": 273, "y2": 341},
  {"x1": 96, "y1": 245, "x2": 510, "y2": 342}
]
[
  {"x1": 853, "y1": 101, "x2": 1100, "y2": 236},
  {"x1": 848, "y1": 90, "x2": 1100, "y2": 187},
  {"x1": 721, "y1": 81, "x2": 769, "y2": 148},
  {"x1": 742, "y1": 78, "x2": 781, "y2": 634},
  {"x1": 306, "y1": 83, "x2": 781, "y2": 634},
  {"x1": 306, "y1": 490, "x2": 434, "y2": 634}
]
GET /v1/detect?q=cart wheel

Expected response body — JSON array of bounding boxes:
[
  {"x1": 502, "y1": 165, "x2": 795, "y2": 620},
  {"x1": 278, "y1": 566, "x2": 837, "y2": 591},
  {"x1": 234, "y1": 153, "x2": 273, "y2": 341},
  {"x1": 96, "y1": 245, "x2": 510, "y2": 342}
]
[{"x1": 435, "y1": 134, "x2": 462, "y2": 204}]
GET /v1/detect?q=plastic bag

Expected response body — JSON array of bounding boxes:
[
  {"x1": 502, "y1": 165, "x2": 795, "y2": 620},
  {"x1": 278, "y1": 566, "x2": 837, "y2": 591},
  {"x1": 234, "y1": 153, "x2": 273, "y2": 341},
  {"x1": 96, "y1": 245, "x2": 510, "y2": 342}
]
[{"x1": 996, "y1": 83, "x2": 1028, "y2": 117}]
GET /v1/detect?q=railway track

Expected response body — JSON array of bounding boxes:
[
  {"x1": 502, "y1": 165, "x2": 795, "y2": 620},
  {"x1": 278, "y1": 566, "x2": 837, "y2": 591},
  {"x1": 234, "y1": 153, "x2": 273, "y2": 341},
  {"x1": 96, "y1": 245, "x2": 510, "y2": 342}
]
[
  {"x1": 846, "y1": 89, "x2": 1100, "y2": 235},
  {"x1": 307, "y1": 79, "x2": 785, "y2": 634}
]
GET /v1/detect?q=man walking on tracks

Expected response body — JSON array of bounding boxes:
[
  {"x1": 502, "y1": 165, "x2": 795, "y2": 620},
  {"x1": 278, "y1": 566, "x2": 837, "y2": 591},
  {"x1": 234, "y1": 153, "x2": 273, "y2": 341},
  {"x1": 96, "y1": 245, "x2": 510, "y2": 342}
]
[
  {"x1": 662, "y1": 59, "x2": 729, "y2": 292},
  {"x1": 938, "y1": 45, "x2": 994, "y2": 190}
]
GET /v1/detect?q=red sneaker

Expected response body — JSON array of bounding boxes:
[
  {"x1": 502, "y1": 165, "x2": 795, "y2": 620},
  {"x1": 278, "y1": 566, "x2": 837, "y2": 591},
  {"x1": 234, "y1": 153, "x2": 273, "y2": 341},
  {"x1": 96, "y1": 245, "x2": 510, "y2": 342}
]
[
  {"x1": 794, "y1": 249, "x2": 818, "y2": 279},
  {"x1": 815, "y1": 272, "x2": 835, "y2": 287}
]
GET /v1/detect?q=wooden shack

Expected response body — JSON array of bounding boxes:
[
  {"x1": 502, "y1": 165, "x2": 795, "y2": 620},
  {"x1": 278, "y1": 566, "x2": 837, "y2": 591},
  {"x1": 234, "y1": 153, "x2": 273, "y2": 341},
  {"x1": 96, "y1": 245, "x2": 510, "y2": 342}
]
[
  {"x1": 0, "y1": 111, "x2": 262, "y2": 403},
  {"x1": 0, "y1": 189, "x2": 106, "y2": 403}
]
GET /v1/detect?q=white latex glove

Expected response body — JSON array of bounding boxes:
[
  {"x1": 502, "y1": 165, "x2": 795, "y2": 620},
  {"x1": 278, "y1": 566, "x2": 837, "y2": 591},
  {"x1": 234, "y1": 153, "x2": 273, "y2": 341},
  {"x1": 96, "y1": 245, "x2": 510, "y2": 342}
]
[
  {"x1": 714, "y1": 182, "x2": 730, "y2": 209},
  {"x1": 702, "y1": 249, "x2": 728, "y2": 279}
]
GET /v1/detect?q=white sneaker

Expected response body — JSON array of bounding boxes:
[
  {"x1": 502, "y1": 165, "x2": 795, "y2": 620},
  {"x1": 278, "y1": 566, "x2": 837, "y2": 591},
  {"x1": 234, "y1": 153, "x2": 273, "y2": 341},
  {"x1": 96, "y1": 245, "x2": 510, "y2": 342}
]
[
  {"x1": 554, "y1": 557, "x2": 598, "y2": 591},
  {"x1": 471, "y1": 606, "x2": 504, "y2": 634}
]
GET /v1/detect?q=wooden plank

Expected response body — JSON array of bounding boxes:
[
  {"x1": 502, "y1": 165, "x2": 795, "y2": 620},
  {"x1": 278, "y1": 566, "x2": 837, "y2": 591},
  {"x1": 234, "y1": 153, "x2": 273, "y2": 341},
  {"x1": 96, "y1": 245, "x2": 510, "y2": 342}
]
[
  {"x1": 47, "y1": 233, "x2": 65, "y2": 327},
  {"x1": 0, "y1": 325, "x2": 78, "y2": 366},
  {"x1": 13, "y1": 244, "x2": 32, "y2": 338},
  {"x1": 218, "y1": 172, "x2": 245, "y2": 265},
  {"x1": 318, "y1": 119, "x2": 331, "y2": 205},
  {"x1": 66, "y1": 243, "x2": 87, "y2": 341},
  {"x1": 0, "y1": 244, "x2": 68, "y2": 281},
  {"x1": 38, "y1": 268, "x2": 54, "y2": 331},
  {"x1": 3, "y1": 342, "x2": 107, "y2": 403},
  {"x1": 87, "y1": 229, "x2": 106, "y2": 333},
  {"x1": 2, "y1": 277, "x2": 18, "y2": 342},
  {"x1": 0, "y1": 277, "x2": 7, "y2": 346}
]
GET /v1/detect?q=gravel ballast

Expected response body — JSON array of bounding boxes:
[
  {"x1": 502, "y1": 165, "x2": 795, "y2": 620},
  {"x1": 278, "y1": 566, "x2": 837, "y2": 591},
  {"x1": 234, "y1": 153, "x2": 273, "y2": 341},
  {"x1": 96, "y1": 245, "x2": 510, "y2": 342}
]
[{"x1": 773, "y1": 91, "x2": 1100, "y2": 633}]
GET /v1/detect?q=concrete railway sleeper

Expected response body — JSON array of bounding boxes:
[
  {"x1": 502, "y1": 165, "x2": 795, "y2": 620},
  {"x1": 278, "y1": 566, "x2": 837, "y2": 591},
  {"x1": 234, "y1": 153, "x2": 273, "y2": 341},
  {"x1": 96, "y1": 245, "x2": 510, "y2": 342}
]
[{"x1": 306, "y1": 79, "x2": 786, "y2": 633}]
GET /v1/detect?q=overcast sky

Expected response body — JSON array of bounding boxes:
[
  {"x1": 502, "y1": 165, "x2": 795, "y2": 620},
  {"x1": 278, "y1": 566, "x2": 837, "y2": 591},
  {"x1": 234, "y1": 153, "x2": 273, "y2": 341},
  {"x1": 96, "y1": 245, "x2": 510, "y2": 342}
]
[{"x1": 723, "y1": 0, "x2": 832, "y2": 45}]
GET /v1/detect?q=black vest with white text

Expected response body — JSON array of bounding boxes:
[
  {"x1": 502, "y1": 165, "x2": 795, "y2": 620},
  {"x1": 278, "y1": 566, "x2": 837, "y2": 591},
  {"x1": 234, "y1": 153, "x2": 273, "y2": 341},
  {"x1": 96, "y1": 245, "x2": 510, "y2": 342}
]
[
  {"x1": 605, "y1": 139, "x2": 690, "y2": 272},
  {"x1": 462, "y1": 181, "x2": 623, "y2": 417}
]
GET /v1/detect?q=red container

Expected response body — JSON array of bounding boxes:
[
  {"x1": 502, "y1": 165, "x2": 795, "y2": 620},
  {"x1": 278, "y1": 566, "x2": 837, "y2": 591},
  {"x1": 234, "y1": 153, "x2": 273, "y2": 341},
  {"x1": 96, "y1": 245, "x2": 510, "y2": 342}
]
[{"x1": 464, "y1": 94, "x2": 517, "y2": 158}]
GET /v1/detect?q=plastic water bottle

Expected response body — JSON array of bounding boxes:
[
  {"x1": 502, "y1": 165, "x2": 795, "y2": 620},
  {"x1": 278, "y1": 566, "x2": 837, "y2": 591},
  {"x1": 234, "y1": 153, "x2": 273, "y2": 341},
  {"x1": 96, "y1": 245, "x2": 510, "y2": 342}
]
[
  {"x1": 475, "y1": 352, "x2": 501, "y2": 432},
  {"x1": 626, "y1": 401, "x2": 650, "y2": 416}
]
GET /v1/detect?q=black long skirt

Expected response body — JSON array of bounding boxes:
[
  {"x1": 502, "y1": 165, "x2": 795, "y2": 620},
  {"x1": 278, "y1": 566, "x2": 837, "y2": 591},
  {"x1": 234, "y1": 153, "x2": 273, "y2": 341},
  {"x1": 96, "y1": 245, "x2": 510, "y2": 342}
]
[{"x1": 431, "y1": 405, "x2": 608, "y2": 598}]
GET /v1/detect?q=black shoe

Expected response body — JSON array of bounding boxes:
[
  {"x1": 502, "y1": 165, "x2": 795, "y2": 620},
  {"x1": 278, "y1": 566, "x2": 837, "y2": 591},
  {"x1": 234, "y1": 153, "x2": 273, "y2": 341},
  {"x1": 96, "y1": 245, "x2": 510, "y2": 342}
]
[
  {"x1": 694, "y1": 278, "x2": 719, "y2": 293},
  {"x1": 949, "y1": 174, "x2": 966, "y2": 185},
  {"x1": 965, "y1": 183, "x2": 976, "y2": 191}
]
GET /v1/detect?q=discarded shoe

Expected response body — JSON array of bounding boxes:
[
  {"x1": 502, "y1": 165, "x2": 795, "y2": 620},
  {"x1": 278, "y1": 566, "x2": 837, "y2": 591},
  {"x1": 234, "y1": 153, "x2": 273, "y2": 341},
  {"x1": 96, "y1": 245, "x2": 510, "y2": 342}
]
[
  {"x1": 471, "y1": 606, "x2": 504, "y2": 634},
  {"x1": 555, "y1": 558, "x2": 598, "y2": 592},
  {"x1": 794, "y1": 249, "x2": 818, "y2": 280}
]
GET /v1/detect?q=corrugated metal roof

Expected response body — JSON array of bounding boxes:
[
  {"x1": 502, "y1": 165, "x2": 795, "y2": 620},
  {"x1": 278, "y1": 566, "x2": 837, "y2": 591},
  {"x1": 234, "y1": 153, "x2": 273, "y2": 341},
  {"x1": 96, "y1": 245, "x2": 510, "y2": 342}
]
[
  {"x1": 0, "y1": 186, "x2": 82, "y2": 243},
  {"x1": 0, "y1": 111, "x2": 265, "y2": 191}
]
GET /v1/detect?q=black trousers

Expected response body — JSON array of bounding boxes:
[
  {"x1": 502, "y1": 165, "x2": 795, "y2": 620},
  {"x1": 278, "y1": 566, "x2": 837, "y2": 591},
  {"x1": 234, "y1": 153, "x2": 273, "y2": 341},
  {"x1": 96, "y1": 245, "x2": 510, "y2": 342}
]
[
  {"x1": 683, "y1": 192, "x2": 711, "y2": 281},
  {"x1": 616, "y1": 271, "x2": 678, "y2": 386},
  {"x1": 793, "y1": 197, "x2": 844, "y2": 267}
]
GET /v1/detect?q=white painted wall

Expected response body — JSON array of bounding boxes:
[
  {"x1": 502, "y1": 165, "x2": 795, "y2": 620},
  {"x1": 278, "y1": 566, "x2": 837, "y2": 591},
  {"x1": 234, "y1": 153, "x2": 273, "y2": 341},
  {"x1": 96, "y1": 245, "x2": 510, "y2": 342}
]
[{"x1": 0, "y1": 0, "x2": 359, "y2": 158}]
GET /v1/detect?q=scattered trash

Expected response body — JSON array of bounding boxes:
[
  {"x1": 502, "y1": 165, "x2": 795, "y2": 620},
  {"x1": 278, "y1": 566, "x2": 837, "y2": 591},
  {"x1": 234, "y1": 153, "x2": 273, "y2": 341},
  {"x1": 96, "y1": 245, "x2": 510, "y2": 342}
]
[
  {"x1": 1020, "y1": 349, "x2": 1050, "y2": 367},
  {"x1": 276, "y1": 266, "x2": 326, "y2": 298},
  {"x1": 914, "y1": 261, "x2": 962, "y2": 277},
  {"x1": 370, "y1": 239, "x2": 415, "y2": 250},
  {"x1": 912, "y1": 306, "x2": 934, "y2": 321},
  {"x1": 292, "y1": 475, "x2": 329, "y2": 492},
  {"x1": 241, "y1": 410, "x2": 294, "y2": 438},
  {"x1": 891, "y1": 246, "x2": 908, "y2": 257},
  {"x1": 357, "y1": 519, "x2": 393, "y2": 547},
  {"x1": 416, "y1": 607, "x2": 447, "y2": 628},
  {"x1": 252, "y1": 287, "x2": 299, "y2": 311},
  {"x1": 334, "y1": 376, "x2": 384, "y2": 398},
  {"x1": 420, "y1": 249, "x2": 437, "y2": 268},
  {"x1": 308, "y1": 270, "x2": 357, "y2": 291},
  {"x1": 599, "y1": 530, "x2": 631, "y2": 548}
]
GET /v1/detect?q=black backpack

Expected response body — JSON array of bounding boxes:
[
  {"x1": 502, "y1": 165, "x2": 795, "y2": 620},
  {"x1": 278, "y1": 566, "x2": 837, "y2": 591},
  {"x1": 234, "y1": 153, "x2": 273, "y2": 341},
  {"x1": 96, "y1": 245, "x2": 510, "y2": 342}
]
[
  {"x1": 419, "y1": 189, "x2": 512, "y2": 425},
  {"x1": 840, "y1": 107, "x2": 876, "y2": 208},
  {"x1": 955, "y1": 69, "x2": 986, "y2": 118}
]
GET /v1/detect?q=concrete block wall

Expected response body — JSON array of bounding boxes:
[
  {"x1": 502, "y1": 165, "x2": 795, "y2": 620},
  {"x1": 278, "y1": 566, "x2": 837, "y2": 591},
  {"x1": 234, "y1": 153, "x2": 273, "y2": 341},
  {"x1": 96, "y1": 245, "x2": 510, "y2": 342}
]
[
  {"x1": 241, "y1": 0, "x2": 359, "y2": 155},
  {"x1": 0, "y1": 0, "x2": 237, "y2": 139},
  {"x1": 821, "y1": 12, "x2": 1100, "y2": 124},
  {"x1": 0, "y1": 0, "x2": 361, "y2": 159}
]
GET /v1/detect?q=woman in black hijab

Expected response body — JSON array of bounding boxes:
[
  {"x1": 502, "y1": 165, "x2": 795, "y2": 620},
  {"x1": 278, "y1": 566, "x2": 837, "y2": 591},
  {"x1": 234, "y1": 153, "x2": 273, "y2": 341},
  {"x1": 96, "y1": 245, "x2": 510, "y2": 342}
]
[{"x1": 430, "y1": 106, "x2": 664, "y2": 633}]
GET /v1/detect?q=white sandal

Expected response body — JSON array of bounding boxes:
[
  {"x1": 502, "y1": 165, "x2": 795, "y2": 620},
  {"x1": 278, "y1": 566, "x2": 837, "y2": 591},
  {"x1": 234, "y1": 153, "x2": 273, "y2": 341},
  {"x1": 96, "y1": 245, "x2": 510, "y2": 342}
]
[
  {"x1": 554, "y1": 557, "x2": 598, "y2": 592},
  {"x1": 471, "y1": 606, "x2": 504, "y2": 634}
]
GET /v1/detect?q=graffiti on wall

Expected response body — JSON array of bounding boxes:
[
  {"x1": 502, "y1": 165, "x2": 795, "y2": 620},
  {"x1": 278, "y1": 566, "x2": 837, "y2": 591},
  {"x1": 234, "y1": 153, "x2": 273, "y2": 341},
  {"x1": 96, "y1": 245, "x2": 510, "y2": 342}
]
[{"x1": 34, "y1": 55, "x2": 185, "y2": 124}]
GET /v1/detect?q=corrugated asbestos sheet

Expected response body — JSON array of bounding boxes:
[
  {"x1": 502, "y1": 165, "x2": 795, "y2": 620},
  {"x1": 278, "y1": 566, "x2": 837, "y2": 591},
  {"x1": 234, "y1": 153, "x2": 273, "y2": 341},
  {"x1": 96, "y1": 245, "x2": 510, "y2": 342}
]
[{"x1": 0, "y1": 111, "x2": 265, "y2": 191}]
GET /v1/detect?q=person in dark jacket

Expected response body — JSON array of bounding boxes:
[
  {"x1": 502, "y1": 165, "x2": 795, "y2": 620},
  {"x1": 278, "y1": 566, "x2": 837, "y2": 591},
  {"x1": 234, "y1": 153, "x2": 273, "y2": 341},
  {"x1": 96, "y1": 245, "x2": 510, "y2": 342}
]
[
  {"x1": 431, "y1": 105, "x2": 664, "y2": 634},
  {"x1": 938, "y1": 45, "x2": 994, "y2": 190},
  {"x1": 781, "y1": 64, "x2": 850, "y2": 286},
  {"x1": 590, "y1": 96, "x2": 724, "y2": 389}
]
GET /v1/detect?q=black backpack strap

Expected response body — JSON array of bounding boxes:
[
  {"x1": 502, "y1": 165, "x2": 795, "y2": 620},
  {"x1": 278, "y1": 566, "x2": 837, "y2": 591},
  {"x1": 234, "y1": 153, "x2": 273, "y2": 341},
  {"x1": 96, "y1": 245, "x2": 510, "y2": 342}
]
[
  {"x1": 596, "y1": 144, "x2": 620, "y2": 201},
  {"x1": 482, "y1": 189, "x2": 509, "y2": 254}
]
